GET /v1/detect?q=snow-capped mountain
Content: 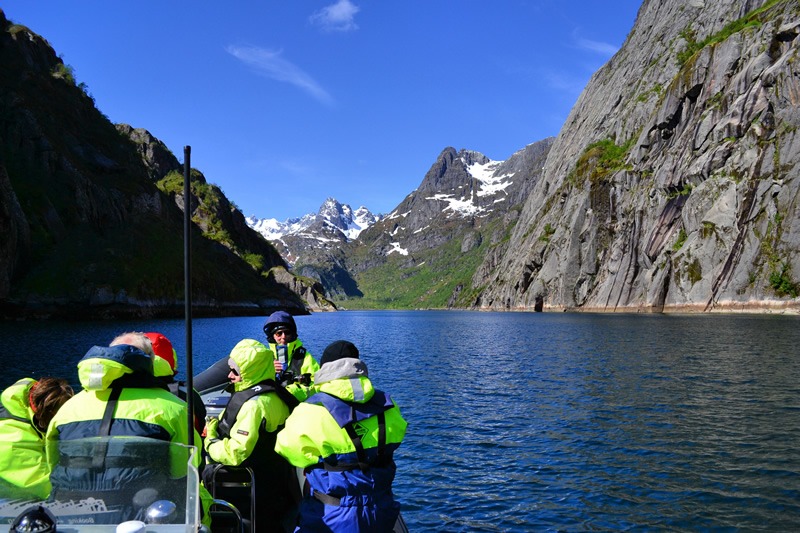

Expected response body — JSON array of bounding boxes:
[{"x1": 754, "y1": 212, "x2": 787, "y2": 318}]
[
  {"x1": 246, "y1": 198, "x2": 381, "y2": 242},
  {"x1": 246, "y1": 213, "x2": 315, "y2": 240},
  {"x1": 317, "y1": 198, "x2": 382, "y2": 240}
]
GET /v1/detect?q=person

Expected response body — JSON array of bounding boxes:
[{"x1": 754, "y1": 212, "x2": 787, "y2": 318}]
[
  {"x1": 0, "y1": 377, "x2": 73, "y2": 500},
  {"x1": 263, "y1": 310, "x2": 320, "y2": 401},
  {"x1": 144, "y1": 331, "x2": 206, "y2": 434},
  {"x1": 45, "y1": 331, "x2": 207, "y2": 524},
  {"x1": 275, "y1": 340, "x2": 407, "y2": 532},
  {"x1": 203, "y1": 338, "x2": 301, "y2": 532}
]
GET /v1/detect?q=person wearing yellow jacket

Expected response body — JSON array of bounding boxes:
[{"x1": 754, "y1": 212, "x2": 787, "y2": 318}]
[
  {"x1": 45, "y1": 332, "x2": 207, "y2": 525},
  {"x1": 0, "y1": 377, "x2": 73, "y2": 500},
  {"x1": 204, "y1": 338, "x2": 300, "y2": 532},
  {"x1": 275, "y1": 340, "x2": 408, "y2": 532},
  {"x1": 263, "y1": 310, "x2": 320, "y2": 401}
]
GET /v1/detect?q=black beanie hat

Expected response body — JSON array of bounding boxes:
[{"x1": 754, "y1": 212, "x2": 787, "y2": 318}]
[{"x1": 320, "y1": 340, "x2": 359, "y2": 366}]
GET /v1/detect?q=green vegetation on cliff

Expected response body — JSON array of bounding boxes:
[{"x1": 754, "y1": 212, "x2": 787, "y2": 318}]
[{"x1": 342, "y1": 224, "x2": 498, "y2": 310}]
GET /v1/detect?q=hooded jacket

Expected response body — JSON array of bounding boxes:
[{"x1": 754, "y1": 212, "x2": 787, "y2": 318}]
[
  {"x1": 205, "y1": 339, "x2": 297, "y2": 531},
  {"x1": 205, "y1": 339, "x2": 292, "y2": 466},
  {"x1": 46, "y1": 345, "x2": 201, "y2": 508},
  {"x1": 0, "y1": 378, "x2": 50, "y2": 499},
  {"x1": 275, "y1": 358, "x2": 407, "y2": 532}
]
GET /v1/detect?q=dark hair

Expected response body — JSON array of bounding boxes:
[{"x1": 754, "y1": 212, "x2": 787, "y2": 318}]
[{"x1": 30, "y1": 378, "x2": 74, "y2": 431}]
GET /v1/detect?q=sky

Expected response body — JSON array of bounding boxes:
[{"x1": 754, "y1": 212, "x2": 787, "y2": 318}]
[{"x1": 3, "y1": 1, "x2": 643, "y2": 222}]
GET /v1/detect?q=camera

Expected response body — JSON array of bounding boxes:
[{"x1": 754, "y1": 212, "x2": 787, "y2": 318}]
[{"x1": 280, "y1": 371, "x2": 311, "y2": 387}]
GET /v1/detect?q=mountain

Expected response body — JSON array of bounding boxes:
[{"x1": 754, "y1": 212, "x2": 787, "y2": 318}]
[
  {"x1": 5, "y1": 0, "x2": 799, "y2": 317},
  {"x1": 247, "y1": 198, "x2": 380, "y2": 244},
  {"x1": 261, "y1": 0, "x2": 799, "y2": 315},
  {"x1": 0, "y1": 10, "x2": 334, "y2": 319},
  {"x1": 240, "y1": 141, "x2": 552, "y2": 307},
  {"x1": 341, "y1": 139, "x2": 554, "y2": 308},
  {"x1": 474, "y1": 0, "x2": 800, "y2": 313},
  {"x1": 246, "y1": 199, "x2": 381, "y2": 300}
]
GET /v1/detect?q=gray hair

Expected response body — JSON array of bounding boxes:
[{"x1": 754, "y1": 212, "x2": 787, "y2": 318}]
[{"x1": 110, "y1": 331, "x2": 155, "y2": 360}]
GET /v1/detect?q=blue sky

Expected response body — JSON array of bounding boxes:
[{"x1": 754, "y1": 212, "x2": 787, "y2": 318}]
[{"x1": 3, "y1": 1, "x2": 642, "y2": 221}]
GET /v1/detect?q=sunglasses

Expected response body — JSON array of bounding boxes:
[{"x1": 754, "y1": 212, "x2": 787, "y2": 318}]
[
  {"x1": 229, "y1": 367, "x2": 239, "y2": 376},
  {"x1": 273, "y1": 329, "x2": 291, "y2": 337}
]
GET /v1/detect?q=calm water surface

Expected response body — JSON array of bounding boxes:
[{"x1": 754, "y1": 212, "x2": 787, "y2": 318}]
[{"x1": 2, "y1": 311, "x2": 799, "y2": 531}]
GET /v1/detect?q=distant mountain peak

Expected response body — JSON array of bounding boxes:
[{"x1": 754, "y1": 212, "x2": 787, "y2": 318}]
[{"x1": 247, "y1": 198, "x2": 381, "y2": 242}]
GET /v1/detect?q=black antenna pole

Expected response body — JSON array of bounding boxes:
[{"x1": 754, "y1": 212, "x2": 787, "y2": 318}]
[{"x1": 184, "y1": 146, "x2": 194, "y2": 447}]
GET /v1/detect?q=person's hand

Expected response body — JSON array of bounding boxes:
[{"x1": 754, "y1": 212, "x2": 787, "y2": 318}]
[
  {"x1": 205, "y1": 417, "x2": 219, "y2": 440},
  {"x1": 273, "y1": 359, "x2": 284, "y2": 372}
]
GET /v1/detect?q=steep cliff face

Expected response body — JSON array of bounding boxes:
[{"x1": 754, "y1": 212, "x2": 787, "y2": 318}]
[
  {"x1": 476, "y1": 0, "x2": 800, "y2": 313},
  {"x1": 0, "y1": 11, "x2": 329, "y2": 318}
]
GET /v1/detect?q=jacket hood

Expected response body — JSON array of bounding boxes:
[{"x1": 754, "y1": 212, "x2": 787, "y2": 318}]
[
  {"x1": 263, "y1": 310, "x2": 297, "y2": 343},
  {"x1": 77, "y1": 345, "x2": 154, "y2": 391},
  {"x1": 228, "y1": 339, "x2": 274, "y2": 391},
  {"x1": 153, "y1": 356, "x2": 175, "y2": 378},
  {"x1": 0, "y1": 377, "x2": 35, "y2": 420},
  {"x1": 145, "y1": 332, "x2": 178, "y2": 374},
  {"x1": 314, "y1": 358, "x2": 375, "y2": 403}
]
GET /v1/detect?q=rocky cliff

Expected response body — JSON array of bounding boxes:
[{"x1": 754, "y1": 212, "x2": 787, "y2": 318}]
[
  {"x1": 475, "y1": 0, "x2": 800, "y2": 313},
  {"x1": 0, "y1": 10, "x2": 332, "y2": 319}
]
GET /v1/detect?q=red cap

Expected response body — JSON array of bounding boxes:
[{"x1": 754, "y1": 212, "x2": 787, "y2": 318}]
[{"x1": 144, "y1": 332, "x2": 177, "y2": 373}]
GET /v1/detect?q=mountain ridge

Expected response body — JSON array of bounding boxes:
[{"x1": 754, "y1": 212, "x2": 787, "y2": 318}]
[
  {"x1": 3, "y1": 1, "x2": 799, "y2": 316},
  {"x1": 0, "y1": 10, "x2": 334, "y2": 319},
  {"x1": 247, "y1": 198, "x2": 381, "y2": 245},
  {"x1": 474, "y1": 0, "x2": 800, "y2": 313}
]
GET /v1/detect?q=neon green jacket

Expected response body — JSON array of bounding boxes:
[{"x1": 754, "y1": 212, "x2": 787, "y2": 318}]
[
  {"x1": 274, "y1": 359, "x2": 407, "y2": 530},
  {"x1": 0, "y1": 378, "x2": 50, "y2": 499},
  {"x1": 205, "y1": 339, "x2": 290, "y2": 466},
  {"x1": 270, "y1": 338, "x2": 320, "y2": 401},
  {"x1": 46, "y1": 345, "x2": 210, "y2": 526},
  {"x1": 46, "y1": 345, "x2": 202, "y2": 477},
  {"x1": 274, "y1": 358, "x2": 407, "y2": 468}
]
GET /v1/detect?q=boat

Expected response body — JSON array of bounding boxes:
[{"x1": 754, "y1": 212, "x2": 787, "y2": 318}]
[{"x1": 196, "y1": 357, "x2": 410, "y2": 533}]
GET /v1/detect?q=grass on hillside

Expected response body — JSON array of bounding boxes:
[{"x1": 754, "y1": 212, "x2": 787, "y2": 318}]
[
  {"x1": 677, "y1": 0, "x2": 786, "y2": 66},
  {"x1": 340, "y1": 223, "x2": 504, "y2": 310}
]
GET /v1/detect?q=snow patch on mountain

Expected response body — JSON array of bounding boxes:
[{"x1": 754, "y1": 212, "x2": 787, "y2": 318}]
[
  {"x1": 246, "y1": 214, "x2": 315, "y2": 240},
  {"x1": 387, "y1": 242, "x2": 409, "y2": 256},
  {"x1": 425, "y1": 193, "x2": 482, "y2": 216},
  {"x1": 422, "y1": 156, "x2": 512, "y2": 217},
  {"x1": 464, "y1": 158, "x2": 514, "y2": 197}
]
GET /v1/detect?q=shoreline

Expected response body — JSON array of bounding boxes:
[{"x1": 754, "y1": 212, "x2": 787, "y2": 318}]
[{"x1": 3, "y1": 298, "x2": 799, "y2": 321}]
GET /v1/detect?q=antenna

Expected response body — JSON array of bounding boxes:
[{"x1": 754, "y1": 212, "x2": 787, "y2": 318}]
[{"x1": 183, "y1": 146, "x2": 194, "y2": 447}]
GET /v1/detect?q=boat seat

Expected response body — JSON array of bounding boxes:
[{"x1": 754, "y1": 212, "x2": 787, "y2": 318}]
[
  {"x1": 209, "y1": 498, "x2": 247, "y2": 533},
  {"x1": 205, "y1": 464, "x2": 256, "y2": 533}
]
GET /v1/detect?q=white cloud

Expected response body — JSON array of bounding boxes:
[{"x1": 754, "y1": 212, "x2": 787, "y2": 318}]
[
  {"x1": 226, "y1": 45, "x2": 334, "y2": 105},
  {"x1": 541, "y1": 70, "x2": 588, "y2": 94},
  {"x1": 576, "y1": 37, "x2": 619, "y2": 57},
  {"x1": 310, "y1": 0, "x2": 360, "y2": 32}
]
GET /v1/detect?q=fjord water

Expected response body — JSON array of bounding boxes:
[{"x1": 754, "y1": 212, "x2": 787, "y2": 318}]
[{"x1": 2, "y1": 311, "x2": 799, "y2": 531}]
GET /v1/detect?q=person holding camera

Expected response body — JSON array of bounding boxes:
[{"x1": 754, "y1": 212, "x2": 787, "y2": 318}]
[{"x1": 263, "y1": 310, "x2": 320, "y2": 401}]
